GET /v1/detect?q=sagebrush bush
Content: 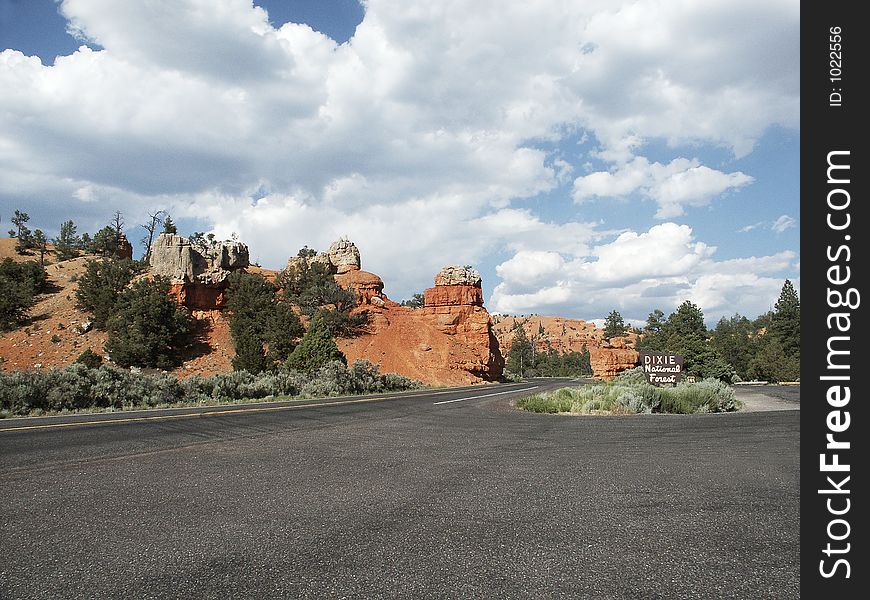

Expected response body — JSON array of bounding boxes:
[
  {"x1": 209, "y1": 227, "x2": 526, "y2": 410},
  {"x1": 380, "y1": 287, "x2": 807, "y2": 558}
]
[
  {"x1": 613, "y1": 366, "x2": 647, "y2": 385},
  {"x1": 518, "y1": 377, "x2": 740, "y2": 415},
  {"x1": 0, "y1": 359, "x2": 421, "y2": 417}
]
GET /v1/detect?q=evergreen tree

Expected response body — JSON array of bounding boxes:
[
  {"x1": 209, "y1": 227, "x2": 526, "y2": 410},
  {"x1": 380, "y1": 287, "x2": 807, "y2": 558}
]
[
  {"x1": 89, "y1": 226, "x2": 121, "y2": 257},
  {"x1": 10, "y1": 210, "x2": 34, "y2": 253},
  {"x1": 276, "y1": 250, "x2": 366, "y2": 336},
  {"x1": 286, "y1": 311, "x2": 347, "y2": 371},
  {"x1": 162, "y1": 215, "x2": 178, "y2": 234},
  {"x1": 265, "y1": 303, "x2": 305, "y2": 362},
  {"x1": 505, "y1": 325, "x2": 534, "y2": 376},
  {"x1": 75, "y1": 259, "x2": 139, "y2": 329},
  {"x1": 710, "y1": 314, "x2": 757, "y2": 380},
  {"x1": 747, "y1": 336, "x2": 798, "y2": 383},
  {"x1": 664, "y1": 301, "x2": 706, "y2": 338},
  {"x1": 400, "y1": 293, "x2": 425, "y2": 308},
  {"x1": 0, "y1": 259, "x2": 48, "y2": 330},
  {"x1": 79, "y1": 232, "x2": 92, "y2": 253},
  {"x1": 603, "y1": 310, "x2": 627, "y2": 339},
  {"x1": 32, "y1": 229, "x2": 49, "y2": 267},
  {"x1": 54, "y1": 220, "x2": 81, "y2": 261},
  {"x1": 75, "y1": 348, "x2": 103, "y2": 369},
  {"x1": 771, "y1": 279, "x2": 800, "y2": 359},
  {"x1": 105, "y1": 276, "x2": 193, "y2": 369},
  {"x1": 226, "y1": 272, "x2": 303, "y2": 373},
  {"x1": 231, "y1": 323, "x2": 271, "y2": 374},
  {"x1": 637, "y1": 309, "x2": 667, "y2": 351},
  {"x1": 9, "y1": 209, "x2": 30, "y2": 238},
  {"x1": 661, "y1": 301, "x2": 734, "y2": 381}
]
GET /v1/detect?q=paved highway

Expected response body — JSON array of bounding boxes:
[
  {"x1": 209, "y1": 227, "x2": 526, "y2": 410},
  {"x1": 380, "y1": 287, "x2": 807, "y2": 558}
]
[{"x1": 0, "y1": 380, "x2": 799, "y2": 598}]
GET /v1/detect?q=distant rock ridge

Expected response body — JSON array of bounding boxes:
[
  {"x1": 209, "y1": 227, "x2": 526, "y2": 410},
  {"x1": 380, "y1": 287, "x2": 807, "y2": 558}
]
[{"x1": 492, "y1": 315, "x2": 638, "y2": 379}]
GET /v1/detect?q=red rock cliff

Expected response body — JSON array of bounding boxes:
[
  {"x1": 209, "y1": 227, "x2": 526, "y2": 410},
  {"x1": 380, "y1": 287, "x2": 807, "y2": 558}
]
[
  {"x1": 335, "y1": 260, "x2": 504, "y2": 385},
  {"x1": 419, "y1": 267, "x2": 504, "y2": 380}
]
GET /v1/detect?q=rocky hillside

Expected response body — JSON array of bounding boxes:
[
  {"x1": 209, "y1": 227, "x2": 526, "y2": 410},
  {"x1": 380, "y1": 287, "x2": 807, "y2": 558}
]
[
  {"x1": 2, "y1": 235, "x2": 639, "y2": 383},
  {"x1": 285, "y1": 241, "x2": 504, "y2": 385},
  {"x1": 0, "y1": 237, "x2": 505, "y2": 385},
  {"x1": 492, "y1": 315, "x2": 639, "y2": 379}
]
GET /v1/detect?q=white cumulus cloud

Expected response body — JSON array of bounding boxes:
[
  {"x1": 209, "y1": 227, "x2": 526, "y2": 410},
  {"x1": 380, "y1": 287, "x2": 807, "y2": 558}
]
[{"x1": 573, "y1": 157, "x2": 754, "y2": 218}]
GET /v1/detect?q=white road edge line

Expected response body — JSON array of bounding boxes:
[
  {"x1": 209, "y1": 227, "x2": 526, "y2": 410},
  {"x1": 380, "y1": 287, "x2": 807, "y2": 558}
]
[{"x1": 433, "y1": 386, "x2": 539, "y2": 405}]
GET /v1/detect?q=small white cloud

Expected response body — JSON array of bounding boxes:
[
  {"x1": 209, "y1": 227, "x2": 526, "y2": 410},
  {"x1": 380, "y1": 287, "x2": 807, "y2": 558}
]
[
  {"x1": 573, "y1": 156, "x2": 753, "y2": 218},
  {"x1": 771, "y1": 214, "x2": 797, "y2": 233},
  {"x1": 738, "y1": 221, "x2": 763, "y2": 233}
]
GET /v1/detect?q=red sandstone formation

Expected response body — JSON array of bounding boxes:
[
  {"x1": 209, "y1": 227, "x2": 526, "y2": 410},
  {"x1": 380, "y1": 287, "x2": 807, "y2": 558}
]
[
  {"x1": 589, "y1": 337, "x2": 639, "y2": 379},
  {"x1": 168, "y1": 282, "x2": 229, "y2": 310},
  {"x1": 492, "y1": 315, "x2": 638, "y2": 379},
  {"x1": 419, "y1": 267, "x2": 503, "y2": 380},
  {"x1": 116, "y1": 233, "x2": 134, "y2": 261},
  {"x1": 336, "y1": 262, "x2": 503, "y2": 384},
  {"x1": 335, "y1": 270, "x2": 385, "y2": 305}
]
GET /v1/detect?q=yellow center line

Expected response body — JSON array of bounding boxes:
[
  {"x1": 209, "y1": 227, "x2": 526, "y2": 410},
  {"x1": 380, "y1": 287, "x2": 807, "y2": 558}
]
[{"x1": 0, "y1": 383, "x2": 536, "y2": 433}]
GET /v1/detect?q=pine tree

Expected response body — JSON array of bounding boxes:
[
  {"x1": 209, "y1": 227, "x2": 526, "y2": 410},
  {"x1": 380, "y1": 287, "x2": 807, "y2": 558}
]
[
  {"x1": 89, "y1": 226, "x2": 121, "y2": 257},
  {"x1": 710, "y1": 314, "x2": 757, "y2": 380},
  {"x1": 771, "y1": 279, "x2": 800, "y2": 359},
  {"x1": 286, "y1": 312, "x2": 347, "y2": 372},
  {"x1": 32, "y1": 230, "x2": 49, "y2": 267},
  {"x1": 0, "y1": 259, "x2": 47, "y2": 330},
  {"x1": 75, "y1": 259, "x2": 139, "y2": 329},
  {"x1": 162, "y1": 215, "x2": 178, "y2": 234},
  {"x1": 505, "y1": 325, "x2": 534, "y2": 376},
  {"x1": 662, "y1": 301, "x2": 733, "y2": 380},
  {"x1": 603, "y1": 310, "x2": 627, "y2": 339},
  {"x1": 54, "y1": 220, "x2": 81, "y2": 261},
  {"x1": 231, "y1": 323, "x2": 271, "y2": 374},
  {"x1": 105, "y1": 277, "x2": 193, "y2": 369},
  {"x1": 10, "y1": 210, "x2": 34, "y2": 254},
  {"x1": 226, "y1": 272, "x2": 303, "y2": 373},
  {"x1": 637, "y1": 309, "x2": 666, "y2": 351}
]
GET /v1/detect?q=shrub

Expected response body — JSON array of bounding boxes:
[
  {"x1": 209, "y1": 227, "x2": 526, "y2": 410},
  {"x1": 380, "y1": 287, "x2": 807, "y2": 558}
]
[
  {"x1": 75, "y1": 348, "x2": 103, "y2": 369},
  {"x1": 104, "y1": 277, "x2": 194, "y2": 369},
  {"x1": 286, "y1": 312, "x2": 346, "y2": 372},
  {"x1": 614, "y1": 366, "x2": 646, "y2": 384},
  {"x1": 226, "y1": 272, "x2": 303, "y2": 373},
  {"x1": 276, "y1": 255, "x2": 364, "y2": 337},
  {"x1": 0, "y1": 359, "x2": 420, "y2": 416},
  {"x1": 517, "y1": 377, "x2": 738, "y2": 416},
  {"x1": 0, "y1": 259, "x2": 49, "y2": 331},
  {"x1": 75, "y1": 258, "x2": 139, "y2": 329}
]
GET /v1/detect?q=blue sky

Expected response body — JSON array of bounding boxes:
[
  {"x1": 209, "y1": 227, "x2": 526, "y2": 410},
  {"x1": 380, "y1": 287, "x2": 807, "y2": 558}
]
[{"x1": 0, "y1": 0, "x2": 799, "y2": 325}]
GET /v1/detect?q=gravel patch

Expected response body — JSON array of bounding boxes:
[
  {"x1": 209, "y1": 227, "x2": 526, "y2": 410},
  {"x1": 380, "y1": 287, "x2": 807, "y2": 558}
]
[{"x1": 735, "y1": 384, "x2": 800, "y2": 412}]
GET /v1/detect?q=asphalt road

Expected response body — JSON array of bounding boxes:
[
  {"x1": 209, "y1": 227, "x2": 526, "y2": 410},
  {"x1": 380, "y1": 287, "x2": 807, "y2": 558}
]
[{"x1": 0, "y1": 380, "x2": 799, "y2": 599}]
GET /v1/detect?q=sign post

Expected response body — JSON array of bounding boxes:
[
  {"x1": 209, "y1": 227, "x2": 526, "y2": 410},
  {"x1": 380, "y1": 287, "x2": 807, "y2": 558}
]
[{"x1": 640, "y1": 352, "x2": 684, "y2": 385}]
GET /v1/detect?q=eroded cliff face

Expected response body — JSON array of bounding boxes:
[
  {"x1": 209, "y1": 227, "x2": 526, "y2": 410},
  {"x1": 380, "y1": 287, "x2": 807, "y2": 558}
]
[
  {"x1": 492, "y1": 315, "x2": 639, "y2": 379},
  {"x1": 149, "y1": 233, "x2": 249, "y2": 310},
  {"x1": 419, "y1": 266, "x2": 503, "y2": 380},
  {"x1": 334, "y1": 261, "x2": 503, "y2": 384},
  {"x1": 590, "y1": 337, "x2": 640, "y2": 379}
]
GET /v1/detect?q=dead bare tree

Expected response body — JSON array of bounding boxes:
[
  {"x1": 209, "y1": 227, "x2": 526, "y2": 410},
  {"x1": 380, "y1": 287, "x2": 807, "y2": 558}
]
[{"x1": 139, "y1": 210, "x2": 165, "y2": 263}]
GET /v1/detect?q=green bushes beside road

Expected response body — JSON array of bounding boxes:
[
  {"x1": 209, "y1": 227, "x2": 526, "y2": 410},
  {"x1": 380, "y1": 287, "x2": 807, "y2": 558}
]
[
  {"x1": 517, "y1": 367, "x2": 740, "y2": 415},
  {"x1": 0, "y1": 359, "x2": 421, "y2": 418}
]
